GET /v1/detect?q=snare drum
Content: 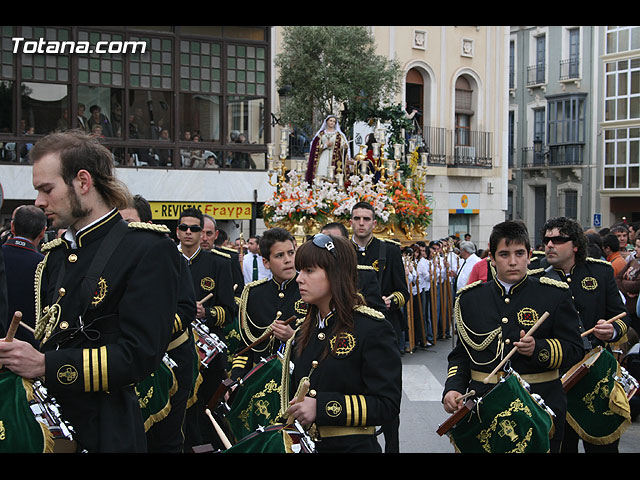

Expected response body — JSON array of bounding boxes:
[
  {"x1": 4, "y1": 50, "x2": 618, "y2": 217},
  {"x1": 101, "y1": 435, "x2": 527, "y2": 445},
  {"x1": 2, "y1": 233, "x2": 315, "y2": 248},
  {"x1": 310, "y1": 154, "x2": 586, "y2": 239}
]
[
  {"x1": 192, "y1": 319, "x2": 227, "y2": 369},
  {"x1": 565, "y1": 347, "x2": 634, "y2": 443},
  {"x1": 0, "y1": 369, "x2": 78, "y2": 453},
  {"x1": 226, "y1": 354, "x2": 291, "y2": 442},
  {"x1": 446, "y1": 371, "x2": 555, "y2": 453},
  {"x1": 224, "y1": 423, "x2": 315, "y2": 453}
]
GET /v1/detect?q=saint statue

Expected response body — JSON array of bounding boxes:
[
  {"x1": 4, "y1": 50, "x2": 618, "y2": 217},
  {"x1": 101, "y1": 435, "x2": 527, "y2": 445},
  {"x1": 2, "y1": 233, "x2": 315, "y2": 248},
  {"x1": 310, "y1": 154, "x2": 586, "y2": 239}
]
[{"x1": 304, "y1": 115, "x2": 349, "y2": 184}]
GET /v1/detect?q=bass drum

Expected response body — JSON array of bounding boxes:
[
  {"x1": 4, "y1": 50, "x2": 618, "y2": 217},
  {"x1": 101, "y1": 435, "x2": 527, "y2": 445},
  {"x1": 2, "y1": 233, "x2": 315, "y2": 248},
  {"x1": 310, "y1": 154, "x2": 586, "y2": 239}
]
[{"x1": 0, "y1": 369, "x2": 78, "y2": 453}]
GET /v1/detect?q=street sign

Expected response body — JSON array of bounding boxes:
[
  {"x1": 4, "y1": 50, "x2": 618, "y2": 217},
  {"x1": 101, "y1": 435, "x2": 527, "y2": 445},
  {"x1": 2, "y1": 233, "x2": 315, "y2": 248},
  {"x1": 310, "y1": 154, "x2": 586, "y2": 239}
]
[{"x1": 593, "y1": 213, "x2": 602, "y2": 228}]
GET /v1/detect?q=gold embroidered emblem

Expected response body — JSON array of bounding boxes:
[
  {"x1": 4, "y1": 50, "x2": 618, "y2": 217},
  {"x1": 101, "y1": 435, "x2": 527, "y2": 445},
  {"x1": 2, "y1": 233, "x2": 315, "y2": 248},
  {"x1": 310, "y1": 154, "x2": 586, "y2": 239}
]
[
  {"x1": 581, "y1": 276, "x2": 598, "y2": 291},
  {"x1": 371, "y1": 259, "x2": 379, "y2": 272},
  {"x1": 201, "y1": 277, "x2": 215, "y2": 291},
  {"x1": 330, "y1": 332, "x2": 356, "y2": 357},
  {"x1": 538, "y1": 349, "x2": 550, "y2": 363},
  {"x1": 326, "y1": 400, "x2": 342, "y2": 418},
  {"x1": 477, "y1": 398, "x2": 534, "y2": 453},
  {"x1": 516, "y1": 307, "x2": 538, "y2": 329},
  {"x1": 294, "y1": 298, "x2": 308, "y2": 315},
  {"x1": 91, "y1": 277, "x2": 108, "y2": 307},
  {"x1": 0, "y1": 421, "x2": 4, "y2": 440},
  {"x1": 57, "y1": 365, "x2": 78, "y2": 385}
]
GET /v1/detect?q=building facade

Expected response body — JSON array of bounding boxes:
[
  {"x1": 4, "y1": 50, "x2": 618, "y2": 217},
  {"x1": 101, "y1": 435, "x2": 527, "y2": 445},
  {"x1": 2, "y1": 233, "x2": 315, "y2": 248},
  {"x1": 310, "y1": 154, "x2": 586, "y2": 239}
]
[
  {"x1": 598, "y1": 26, "x2": 640, "y2": 227},
  {"x1": 508, "y1": 26, "x2": 598, "y2": 247},
  {"x1": 0, "y1": 26, "x2": 274, "y2": 239}
]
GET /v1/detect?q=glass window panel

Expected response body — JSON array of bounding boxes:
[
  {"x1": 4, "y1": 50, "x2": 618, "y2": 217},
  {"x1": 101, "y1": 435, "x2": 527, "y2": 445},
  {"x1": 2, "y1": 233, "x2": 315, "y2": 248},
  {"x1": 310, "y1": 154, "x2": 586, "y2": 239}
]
[
  {"x1": 605, "y1": 141, "x2": 615, "y2": 164},
  {"x1": 629, "y1": 167, "x2": 639, "y2": 188},
  {"x1": 631, "y1": 96, "x2": 640, "y2": 119},
  {"x1": 618, "y1": 98, "x2": 628, "y2": 120},
  {"x1": 127, "y1": 89, "x2": 172, "y2": 140},
  {"x1": 617, "y1": 141, "x2": 627, "y2": 164},
  {"x1": 77, "y1": 86, "x2": 124, "y2": 138},
  {"x1": 0, "y1": 80, "x2": 15, "y2": 136},
  {"x1": 227, "y1": 96, "x2": 265, "y2": 145},
  {"x1": 630, "y1": 140, "x2": 639, "y2": 164},
  {"x1": 21, "y1": 82, "x2": 68, "y2": 135},
  {"x1": 616, "y1": 167, "x2": 627, "y2": 188},
  {"x1": 604, "y1": 166, "x2": 615, "y2": 188},
  {"x1": 179, "y1": 93, "x2": 221, "y2": 146}
]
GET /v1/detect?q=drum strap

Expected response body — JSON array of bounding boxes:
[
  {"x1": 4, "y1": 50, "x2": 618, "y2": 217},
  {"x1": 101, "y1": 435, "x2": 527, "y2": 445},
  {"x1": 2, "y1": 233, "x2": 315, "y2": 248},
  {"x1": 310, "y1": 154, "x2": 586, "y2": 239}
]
[
  {"x1": 543, "y1": 263, "x2": 592, "y2": 350},
  {"x1": 48, "y1": 219, "x2": 128, "y2": 346}
]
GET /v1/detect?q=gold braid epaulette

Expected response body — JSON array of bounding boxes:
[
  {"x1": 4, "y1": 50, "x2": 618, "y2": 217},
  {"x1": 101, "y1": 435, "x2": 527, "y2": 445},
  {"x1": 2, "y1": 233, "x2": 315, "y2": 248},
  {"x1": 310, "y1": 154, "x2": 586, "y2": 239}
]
[
  {"x1": 357, "y1": 265, "x2": 376, "y2": 271},
  {"x1": 354, "y1": 305, "x2": 386, "y2": 320},
  {"x1": 218, "y1": 245, "x2": 238, "y2": 254},
  {"x1": 456, "y1": 279, "x2": 483, "y2": 296},
  {"x1": 212, "y1": 248, "x2": 231, "y2": 259},
  {"x1": 383, "y1": 238, "x2": 401, "y2": 246},
  {"x1": 527, "y1": 267, "x2": 545, "y2": 275},
  {"x1": 586, "y1": 257, "x2": 612, "y2": 266},
  {"x1": 41, "y1": 237, "x2": 64, "y2": 253},
  {"x1": 539, "y1": 276, "x2": 569, "y2": 289},
  {"x1": 531, "y1": 250, "x2": 545, "y2": 256},
  {"x1": 127, "y1": 222, "x2": 170, "y2": 234}
]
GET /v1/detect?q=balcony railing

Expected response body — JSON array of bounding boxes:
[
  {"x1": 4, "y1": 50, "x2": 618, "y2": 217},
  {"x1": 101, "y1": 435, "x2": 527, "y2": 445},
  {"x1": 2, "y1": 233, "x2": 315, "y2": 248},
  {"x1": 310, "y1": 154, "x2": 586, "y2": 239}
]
[
  {"x1": 527, "y1": 64, "x2": 546, "y2": 86},
  {"x1": 420, "y1": 126, "x2": 492, "y2": 168},
  {"x1": 559, "y1": 58, "x2": 580, "y2": 81},
  {"x1": 521, "y1": 143, "x2": 584, "y2": 168}
]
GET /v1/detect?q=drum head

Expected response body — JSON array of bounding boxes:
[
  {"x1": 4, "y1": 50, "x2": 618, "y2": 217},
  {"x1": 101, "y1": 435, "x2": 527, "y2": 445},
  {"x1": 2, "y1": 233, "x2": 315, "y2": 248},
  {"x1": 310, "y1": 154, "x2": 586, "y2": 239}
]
[{"x1": 449, "y1": 373, "x2": 554, "y2": 453}]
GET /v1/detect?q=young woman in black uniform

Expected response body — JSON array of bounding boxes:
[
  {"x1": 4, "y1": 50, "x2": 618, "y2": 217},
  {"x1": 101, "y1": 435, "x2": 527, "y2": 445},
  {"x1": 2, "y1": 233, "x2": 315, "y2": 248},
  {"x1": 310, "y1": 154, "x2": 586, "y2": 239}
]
[{"x1": 286, "y1": 233, "x2": 402, "y2": 453}]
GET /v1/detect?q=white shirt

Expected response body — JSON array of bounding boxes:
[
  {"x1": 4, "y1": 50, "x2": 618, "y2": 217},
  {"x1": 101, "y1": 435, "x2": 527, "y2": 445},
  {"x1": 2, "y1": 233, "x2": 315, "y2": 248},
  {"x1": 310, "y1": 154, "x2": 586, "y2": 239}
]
[
  {"x1": 242, "y1": 252, "x2": 272, "y2": 284},
  {"x1": 456, "y1": 253, "x2": 482, "y2": 291}
]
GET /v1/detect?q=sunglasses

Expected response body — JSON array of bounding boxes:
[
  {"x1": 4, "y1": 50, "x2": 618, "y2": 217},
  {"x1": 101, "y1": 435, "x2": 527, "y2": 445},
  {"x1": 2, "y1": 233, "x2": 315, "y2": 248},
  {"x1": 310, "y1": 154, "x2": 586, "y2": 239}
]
[
  {"x1": 178, "y1": 223, "x2": 202, "y2": 232},
  {"x1": 312, "y1": 233, "x2": 337, "y2": 258},
  {"x1": 543, "y1": 235, "x2": 572, "y2": 245}
]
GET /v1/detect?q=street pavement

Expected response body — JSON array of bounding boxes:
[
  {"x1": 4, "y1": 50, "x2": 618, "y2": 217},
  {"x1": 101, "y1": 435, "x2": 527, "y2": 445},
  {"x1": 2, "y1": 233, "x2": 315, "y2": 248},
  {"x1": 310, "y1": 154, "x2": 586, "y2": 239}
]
[{"x1": 385, "y1": 337, "x2": 640, "y2": 454}]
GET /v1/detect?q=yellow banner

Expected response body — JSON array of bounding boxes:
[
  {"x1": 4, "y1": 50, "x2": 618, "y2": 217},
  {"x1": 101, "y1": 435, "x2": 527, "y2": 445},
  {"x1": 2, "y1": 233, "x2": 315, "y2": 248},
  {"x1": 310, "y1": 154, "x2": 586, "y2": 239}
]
[{"x1": 149, "y1": 202, "x2": 253, "y2": 220}]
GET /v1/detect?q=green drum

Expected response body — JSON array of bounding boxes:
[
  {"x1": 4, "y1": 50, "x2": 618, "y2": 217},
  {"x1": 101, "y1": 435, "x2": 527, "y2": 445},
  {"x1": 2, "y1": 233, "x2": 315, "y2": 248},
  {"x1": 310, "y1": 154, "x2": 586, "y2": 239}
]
[
  {"x1": 224, "y1": 423, "x2": 314, "y2": 453},
  {"x1": 448, "y1": 372, "x2": 555, "y2": 453},
  {"x1": 0, "y1": 369, "x2": 53, "y2": 453},
  {"x1": 566, "y1": 347, "x2": 632, "y2": 444},
  {"x1": 226, "y1": 355, "x2": 290, "y2": 442},
  {"x1": 136, "y1": 355, "x2": 178, "y2": 432}
]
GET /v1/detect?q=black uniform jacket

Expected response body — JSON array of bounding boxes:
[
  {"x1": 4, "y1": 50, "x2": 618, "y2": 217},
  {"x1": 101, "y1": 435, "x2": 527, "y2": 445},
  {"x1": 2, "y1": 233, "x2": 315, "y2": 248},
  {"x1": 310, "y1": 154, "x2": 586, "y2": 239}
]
[
  {"x1": 445, "y1": 275, "x2": 584, "y2": 427},
  {"x1": 230, "y1": 274, "x2": 307, "y2": 380},
  {"x1": 291, "y1": 305, "x2": 402, "y2": 452},
  {"x1": 2, "y1": 236, "x2": 44, "y2": 346},
  {"x1": 529, "y1": 257, "x2": 629, "y2": 349},
  {"x1": 214, "y1": 245, "x2": 245, "y2": 298},
  {"x1": 182, "y1": 246, "x2": 235, "y2": 335},
  {"x1": 35, "y1": 211, "x2": 181, "y2": 452},
  {"x1": 351, "y1": 236, "x2": 408, "y2": 321}
]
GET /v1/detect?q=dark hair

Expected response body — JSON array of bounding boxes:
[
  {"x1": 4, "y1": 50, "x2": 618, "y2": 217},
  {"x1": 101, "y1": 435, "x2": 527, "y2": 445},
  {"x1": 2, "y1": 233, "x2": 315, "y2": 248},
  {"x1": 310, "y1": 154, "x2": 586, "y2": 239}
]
[
  {"x1": 294, "y1": 234, "x2": 363, "y2": 358},
  {"x1": 13, "y1": 205, "x2": 46, "y2": 240},
  {"x1": 179, "y1": 207, "x2": 204, "y2": 227},
  {"x1": 586, "y1": 233, "x2": 605, "y2": 259},
  {"x1": 602, "y1": 233, "x2": 620, "y2": 252},
  {"x1": 30, "y1": 130, "x2": 132, "y2": 210},
  {"x1": 350, "y1": 201, "x2": 375, "y2": 216},
  {"x1": 611, "y1": 225, "x2": 629, "y2": 236},
  {"x1": 215, "y1": 229, "x2": 228, "y2": 246},
  {"x1": 127, "y1": 194, "x2": 152, "y2": 223},
  {"x1": 489, "y1": 220, "x2": 530, "y2": 257},
  {"x1": 541, "y1": 216, "x2": 587, "y2": 264},
  {"x1": 321, "y1": 221, "x2": 348, "y2": 238},
  {"x1": 259, "y1": 227, "x2": 294, "y2": 260}
]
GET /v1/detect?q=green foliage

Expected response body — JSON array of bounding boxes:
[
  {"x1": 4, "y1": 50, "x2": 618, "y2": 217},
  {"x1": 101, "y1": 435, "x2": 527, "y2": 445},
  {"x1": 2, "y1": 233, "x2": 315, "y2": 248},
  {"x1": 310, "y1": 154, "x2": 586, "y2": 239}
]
[{"x1": 275, "y1": 26, "x2": 402, "y2": 140}]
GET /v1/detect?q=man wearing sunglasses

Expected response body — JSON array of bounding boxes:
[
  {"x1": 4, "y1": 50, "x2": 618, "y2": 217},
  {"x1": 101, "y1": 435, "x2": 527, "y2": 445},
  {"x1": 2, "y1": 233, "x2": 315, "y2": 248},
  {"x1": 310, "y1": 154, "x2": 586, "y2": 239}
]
[
  {"x1": 530, "y1": 216, "x2": 629, "y2": 453},
  {"x1": 176, "y1": 207, "x2": 236, "y2": 451}
]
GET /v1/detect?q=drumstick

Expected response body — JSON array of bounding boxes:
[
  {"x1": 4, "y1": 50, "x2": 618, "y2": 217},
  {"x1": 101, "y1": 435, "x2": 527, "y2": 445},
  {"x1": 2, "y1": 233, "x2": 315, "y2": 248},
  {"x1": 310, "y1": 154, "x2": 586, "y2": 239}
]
[
  {"x1": 455, "y1": 389, "x2": 475, "y2": 403},
  {"x1": 0, "y1": 311, "x2": 22, "y2": 370},
  {"x1": 205, "y1": 408, "x2": 232, "y2": 450},
  {"x1": 483, "y1": 311, "x2": 549, "y2": 384},
  {"x1": 4, "y1": 311, "x2": 22, "y2": 342},
  {"x1": 234, "y1": 315, "x2": 297, "y2": 357},
  {"x1": 198, "y1": 293, "x2": 213, "y2": 304},
  {"x1": 581, "y1": 312, "x2": 627, "y2": 337},
  {"x1": 287, "y1": 378, "x2": 310, "y2": 424},
  {"x1": 20, "y1": 322, "x2": 35, "y2": 334}
]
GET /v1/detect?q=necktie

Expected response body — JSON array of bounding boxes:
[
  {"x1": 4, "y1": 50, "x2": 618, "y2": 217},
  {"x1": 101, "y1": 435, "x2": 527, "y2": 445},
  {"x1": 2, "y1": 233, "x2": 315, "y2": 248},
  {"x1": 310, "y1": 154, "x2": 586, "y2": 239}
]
[{"x1": 252, "y1": 254, "x2": 259, "y2": 281}]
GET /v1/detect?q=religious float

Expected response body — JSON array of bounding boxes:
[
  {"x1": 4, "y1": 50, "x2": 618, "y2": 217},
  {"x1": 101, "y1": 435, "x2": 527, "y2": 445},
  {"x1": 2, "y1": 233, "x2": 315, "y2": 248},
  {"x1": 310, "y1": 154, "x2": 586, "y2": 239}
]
[{"x1": 262, "y1": 123, "x2": 433, "y2": 245}]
